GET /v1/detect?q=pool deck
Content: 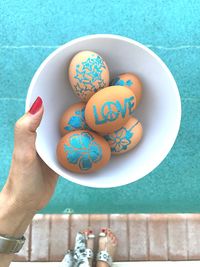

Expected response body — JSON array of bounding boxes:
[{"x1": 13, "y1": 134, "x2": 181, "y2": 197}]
[{"x1": 14, "y1": 214, "x2": 200, "y2": 262}]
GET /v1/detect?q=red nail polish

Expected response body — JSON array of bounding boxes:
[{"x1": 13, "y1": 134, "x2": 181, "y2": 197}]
[
  {"x1": 102, "y1": 228, "x2": 106, "y2": 232},
  {"x1": 29, "y1": 97, "x2": 43, "y2": 115},
  {"x1": 89, "y1": 230, "x2": 93, "y2": 234}
]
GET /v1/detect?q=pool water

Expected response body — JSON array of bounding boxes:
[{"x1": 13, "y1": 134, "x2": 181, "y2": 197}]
[{"x1": 0, "y1": 0, "x2": 199, "y2": 214}]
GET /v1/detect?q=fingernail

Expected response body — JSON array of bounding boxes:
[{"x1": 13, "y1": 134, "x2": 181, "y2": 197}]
[
  {"x1": 101, "y1": 228, "x2": 106, "y2": 232},
  {"x1": 29, "y1": 97, "x2": 43, "y2": 115},
  {"x1": 89, "y1": 230, "x2": 93, "y2": 234}
]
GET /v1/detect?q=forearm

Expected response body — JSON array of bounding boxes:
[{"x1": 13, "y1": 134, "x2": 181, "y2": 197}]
[{"x1": 0, "y1": 192, "x2": 35, "y2": 267}]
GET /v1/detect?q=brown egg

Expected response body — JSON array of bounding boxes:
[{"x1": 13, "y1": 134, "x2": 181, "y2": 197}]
[
  {"x1": 56, "y1": 130, "x2": 111, "y2": 174},
  {"x1": 103, "y1": 116, "x2": 143, "y2": 155},
  {"x1": 85, "y1": 86, "x2": 136, "y2": 134},
  {"x1": 111, "y1": 73, "x2": 142, "y2": 108},
  {"x1": 68, "y1": 51, "x2": 110, "y2": 102},
  {"x1": 59, "y1": 102, "x2": 90, "y2": 136}
]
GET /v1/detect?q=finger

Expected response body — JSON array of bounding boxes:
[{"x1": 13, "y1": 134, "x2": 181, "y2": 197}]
[{"x1": 14, "y1": 96, "x2": 43, "y2": 155}]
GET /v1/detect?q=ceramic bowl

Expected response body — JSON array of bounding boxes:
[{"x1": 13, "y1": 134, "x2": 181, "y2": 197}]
[{"x1": 26, "y1": 34, "x2": 181, "y2": 188}]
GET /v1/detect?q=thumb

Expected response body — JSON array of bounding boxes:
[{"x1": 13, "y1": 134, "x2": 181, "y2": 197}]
[{"x1": 14, "y1": 97, "x2": 44, "y2": 154}]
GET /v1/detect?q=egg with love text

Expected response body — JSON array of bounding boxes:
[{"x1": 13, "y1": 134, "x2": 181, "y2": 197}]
[
  {"x1": 85, "y1": 86, "x2": 136, "y2": 134},
  {"x1": 59, "y1": 102, "x2": 90, "y2": 136},
  {"x1": 68, "y1": 51, "x2": 110, "y2": 102},
  {"x1": 104, "y1": 116, "x2": 143, "y2": 155},
  {"x1": 56, "y1": 130, "x2": 111, "y2": 174},
  {"x1": 111, "y1": 73, "x2": 142, "y2": 108}
]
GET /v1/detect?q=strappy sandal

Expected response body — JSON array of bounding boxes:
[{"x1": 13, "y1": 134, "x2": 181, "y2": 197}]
[
  {"x1": 60, "y1": 249, "x2": 74, "y2": 267},
  {"x1": 73, "y1": 231, "x2": 95, "y2": 266},
  {"x1": 85, "y1": 232, "x2": 95, "y2": 262},
  {"x1": 96, "y1": 231, "x2": 113, "y2": 267}
]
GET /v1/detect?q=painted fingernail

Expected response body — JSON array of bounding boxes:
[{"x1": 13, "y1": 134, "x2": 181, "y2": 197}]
[
  {"x1": 101, "y1": 228, "x2": 106, "y2": 232},
  {"x1": 89, "y1": 230, "x2": 93, "y2": 234},
  {"x1": 29, "y1": 96, "x2": 43, "y2": 115}
]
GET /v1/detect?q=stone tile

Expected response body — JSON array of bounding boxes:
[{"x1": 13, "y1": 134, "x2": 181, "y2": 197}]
[
  {"x1": 129, "y1": 214, "x2": 148, "y2": 261},
  {"x1": 49, "y1": 215, "x2": 70, "y2": 261},
  {"x1": 30, "y1": 214, "x2": 50, "y2": 261},
  {"x1": 69, "y1": 214, "x2": 89, "y2": 249},
  {"x1": 168, "y1": 214, "x2": 188, "y2": 260},
  {"x1": 187, "y1": 214, "x2": 200, "y2": 260},
  {"x1": 148, "y1": 214, "x2": 168, "y2": 260},
  {"x1": 13, "y1": 225, "x2": 30, "y2": 262},
  {"x1": 110, "y1": 214, "x2": 128, "y2": 261}
]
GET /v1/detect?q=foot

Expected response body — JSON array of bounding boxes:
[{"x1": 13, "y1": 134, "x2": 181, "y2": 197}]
[
  {"x1": 73, "y1": 230, "x2": 95, "y2": 266},
  {"x1": 83, "y1": 229, "x2": 95, "y2": 266},
  {"x1": 60, "y1": 250, "x2": 74, "y2": 267},
  {"x1": 96, "y1": 228, "x2": 117, "y2": 267}
]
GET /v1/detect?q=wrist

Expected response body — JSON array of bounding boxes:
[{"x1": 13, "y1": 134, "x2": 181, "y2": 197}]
[{"x1": 0, "y1": 191, "x2": 35, "y2": 238}]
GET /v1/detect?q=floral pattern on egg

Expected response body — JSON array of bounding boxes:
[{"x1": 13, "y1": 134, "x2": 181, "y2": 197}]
[
  {"x1": 64, "y1": 107, "x2": 90, "y2": 132},
  {"x1": 111, "y1": 77, "x2": 133, "y2": 87},
  {"x1": 59, "y1": 102, "x2": 90, "y2": 136},
  {"x1": 64, "y1": 132, "x2": 102, "y2": 171},
  {"x1": 56, "y1": 130, "x2": 111, "y2": 174},
  {"x1": 111, "y1": 73, "x2": 142, "y2": 108},
  {"x1": 104, "y1": 116, "x2": 143, "y2": 155}
]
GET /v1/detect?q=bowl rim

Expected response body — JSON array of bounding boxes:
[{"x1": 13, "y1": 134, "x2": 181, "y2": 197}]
[{"x1": 26, "y1": 34, "x2": 182, "y2": 188}]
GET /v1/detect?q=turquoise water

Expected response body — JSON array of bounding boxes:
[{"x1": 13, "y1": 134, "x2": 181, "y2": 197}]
[{"x1": 0, "y1": 0, "x2": 200, "y2": 213}]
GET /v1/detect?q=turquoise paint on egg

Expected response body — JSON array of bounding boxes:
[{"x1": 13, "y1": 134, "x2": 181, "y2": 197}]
[
  {"x1": 111, "y1": 77, "x2": 133, "y2": 87},
  {"x1": 64, "y1": 107, "x2": 90, "y2": 132},
  {"x1": 64, "y1": 132, "x2": 102, "y2": 171},
  {"x1": 73, "y1": 55, "x2": 106, "y2": 98},
  {"x1": 93, "y1": 96, "x2": 135, "y2": 125},
  {"x1": 104, "y1": 121, "x2": 139, "y2": 153}
]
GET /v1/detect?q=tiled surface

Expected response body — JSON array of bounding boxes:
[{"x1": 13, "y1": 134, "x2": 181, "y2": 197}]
[
  {"x1": 30, "y1": 215, "x2": 50, "y2": 261},
  {"x1": 129, "y1": 214, "x2": 148, "y2": 261},
  {"x1": 168, "y1": 215, "x2": 188, "y2": 260},
  {"x1": 10, "y1": 262, "x2": 200, "y2": 267},
  {"x1": 148, "y1": 215, "x2": 168, "y2": 261},
  {"x1": 110, "y1": 215, "x2": 129, "y2": 261},
  {"x1": 187, "y1": 214, "x2": 200, "y2": 260},
  {"x1": 13, "y1": 214, "x2": 200, "y2": 262},
  {"x1": 49, "y1": 215, "x2": 70, "y2": 262},
  {"x1": 1, "y1": 1, "x2": 200, "y2": 213}
]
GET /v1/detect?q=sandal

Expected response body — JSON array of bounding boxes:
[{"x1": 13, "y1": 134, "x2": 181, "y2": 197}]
[
  {"x1": 60, "y1": 249, "x2": 74, "y2": 267},
  {"x1": 85, "y1": 232, "x2": 95, "y2": 261},
  {"x1": 73, "y1": 231, "x2": 95, "y2": 266},
  {"x1": 96, "y1": 231, "x2": 113, "y2": 267}
]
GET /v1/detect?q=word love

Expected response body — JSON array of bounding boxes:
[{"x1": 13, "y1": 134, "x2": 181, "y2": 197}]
[{"x1": 93, "y1": 96, "x2": 135, "y2": 125}]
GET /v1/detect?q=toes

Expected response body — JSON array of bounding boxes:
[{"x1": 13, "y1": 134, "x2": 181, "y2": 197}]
[
  {"x1": 112, "y1": 236, "x2": 118, "y2": 246},
  {"x1": 100, "y1": 228, "x2": 117, "y2": 245},
  {"x1": 101, "y1": 228, "x2": 107, "y2": 234},
  {"x1": 107, "y1": 230, "x2": 117, "y2": 245},
  {"x1": 83, "y1": 229, "x2": 93, "y2": 236}
]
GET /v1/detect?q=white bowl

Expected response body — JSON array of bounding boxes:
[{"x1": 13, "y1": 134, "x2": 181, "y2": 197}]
[{"x1": 26, "y1": 34, "x2": 181, "y2": 188}]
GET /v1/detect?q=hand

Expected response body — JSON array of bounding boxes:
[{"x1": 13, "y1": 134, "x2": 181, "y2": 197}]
[
  {"x1": 1, "y1": 96, "x2": 58, "y2": 213},
  {"x1": 0, "y1": 97, "x2": 58, "y2": 265}
]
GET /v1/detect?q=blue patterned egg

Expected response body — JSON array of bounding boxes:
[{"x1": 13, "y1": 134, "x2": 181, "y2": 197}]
[
  {"x1": 85, "y1": 86, "x2": 136, "y2": 134},
  {"x1": 103, "y1": 116, "x2": 143, "y2": 155},
  {"x1": 111, "y1": 73, "x2": 142, "y2": 108},
  {"x1": 56, "y1": 130, "x2": 111, "y2": 174},
  {"x1": 59, "y1": 102, "x2": 90, "y2": 136},
  {"x1": 68, "y1": 51, "x2": 110, "y2": 102}
]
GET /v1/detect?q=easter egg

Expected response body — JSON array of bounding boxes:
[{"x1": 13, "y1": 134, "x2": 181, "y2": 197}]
[
  {"x1": 111, "y1": 73, "x2": 142, "y2": 108},
  {"x1": 59, "y1": 102, "x2": 90, "y2": 136},
  {"x1": 85, "y1": 86, "x2": 136, "y2": 134},
  {"x1": 68, "y1": 51, "x2": 110, "y2": 102},
  {"x1": 56, "y1": 130, "x2": 111, "y2": 174},
  {"x1": 104, "y1": 116, "x2": 143, "y2": 155}
]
